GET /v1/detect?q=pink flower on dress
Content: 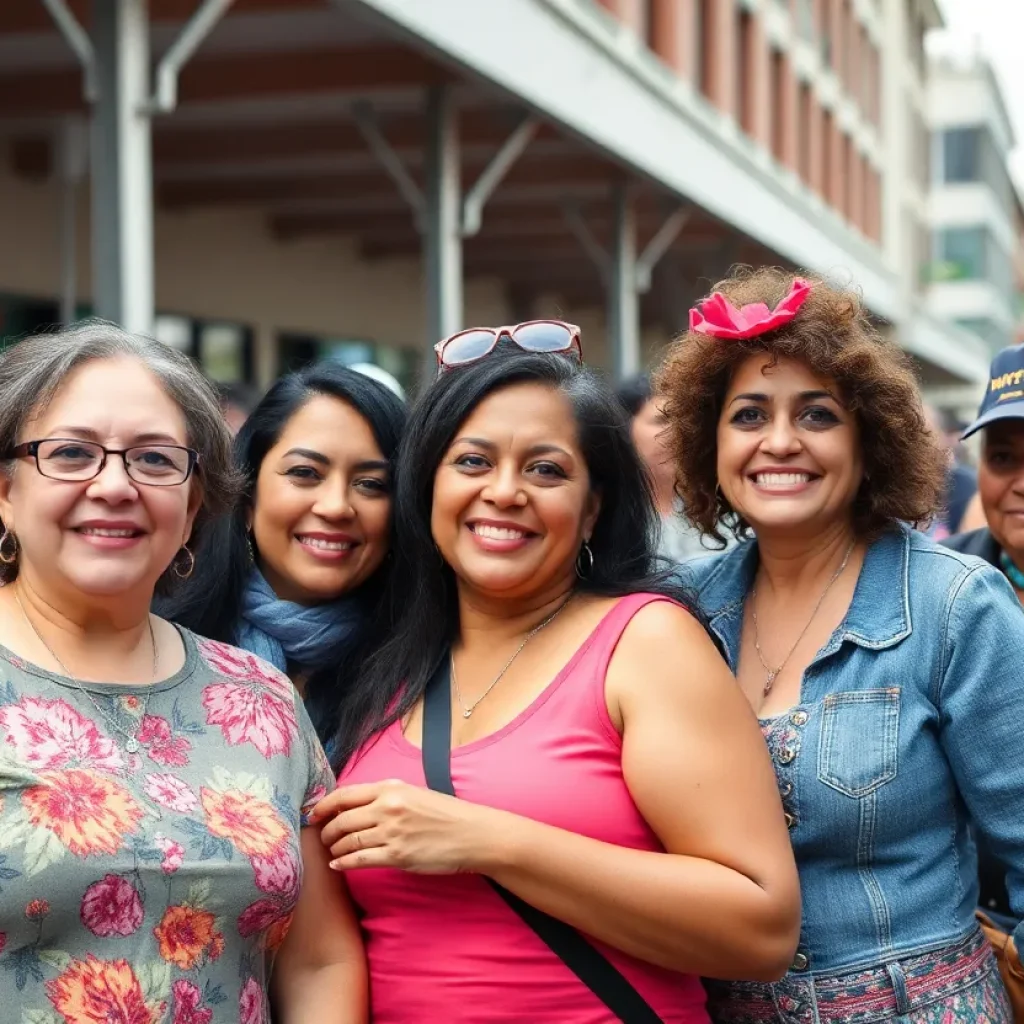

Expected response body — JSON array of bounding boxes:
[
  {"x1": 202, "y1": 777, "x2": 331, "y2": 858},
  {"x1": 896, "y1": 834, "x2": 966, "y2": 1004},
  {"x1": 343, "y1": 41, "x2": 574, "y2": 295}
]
[
  {"x1": 137, "y1": 716, "x2": 191, "y2": 767},
  {"x1": 239, "y1": 977, "x2": 268, "y2": 1024},
  {"x1": 144, "y1": 773, "x2": 199, "y2": 814},
  {"x1": 201, "y1": 683, "x2": 297, "y2": 759},
  {"x1": 154, "y1": 835, "x2": 185, "y2": 875},
  {"x1": 81, "y1": 874, "x2": 144, "y2": 938},
  {"x1": 251, "y1": 847, "x2": 299, "y2": 897},
  {"x1": 171, "y1": 979, "x2": 213, "y2": 1024},
  {"x1": 197, "y1": 639, "x2": 293, "y2": 700},
  {"x1": 0, "y1": 696, "x2": 124, "y2": 772},
  {"x1": 238, "y1": 897, "x2": 289, "y2": 939}
]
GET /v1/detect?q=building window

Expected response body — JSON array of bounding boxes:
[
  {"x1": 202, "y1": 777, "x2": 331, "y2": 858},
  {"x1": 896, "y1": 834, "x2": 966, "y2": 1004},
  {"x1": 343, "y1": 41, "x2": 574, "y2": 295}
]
[
  {"x1": 771, "y1": 49, "x2": 786, "y2": 162},
  {"x1": 276, "y1": 333, "x2": 417, "y2": 392},
  {"x1": 942, "y1": 128, "x2": 980, "y2": 183},
  {"x1": 799, "y1": 81, "x2": 813, "y2": 184},
  {"x1": 153, "y1": 315, "x2": 255, "y2": 383},
  {"x1": 696, "y1": 0, "x2": 714, "y2": 99},
  {"x1": 738, "y1": 8, "x2": 755, "y2": 134}
]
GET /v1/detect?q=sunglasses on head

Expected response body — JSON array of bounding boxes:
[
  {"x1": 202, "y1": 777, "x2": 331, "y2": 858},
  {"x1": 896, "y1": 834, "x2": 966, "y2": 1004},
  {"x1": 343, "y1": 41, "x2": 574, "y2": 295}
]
[{"x1": 433, "y1": 320, "x2": 583, "y2": 373}]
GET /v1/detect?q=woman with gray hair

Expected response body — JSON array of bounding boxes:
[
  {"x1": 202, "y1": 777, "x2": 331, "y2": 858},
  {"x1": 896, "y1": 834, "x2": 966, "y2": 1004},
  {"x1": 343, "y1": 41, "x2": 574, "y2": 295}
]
[{"x1": 0, "y1": 323, "x2": 366, "y2": 1023}]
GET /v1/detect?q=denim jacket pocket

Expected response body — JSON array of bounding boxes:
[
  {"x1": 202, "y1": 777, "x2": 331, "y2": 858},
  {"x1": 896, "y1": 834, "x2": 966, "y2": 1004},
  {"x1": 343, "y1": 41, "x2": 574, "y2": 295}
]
[{"x1": 817, "y1": 688, "x2": 900, "y2": 797}]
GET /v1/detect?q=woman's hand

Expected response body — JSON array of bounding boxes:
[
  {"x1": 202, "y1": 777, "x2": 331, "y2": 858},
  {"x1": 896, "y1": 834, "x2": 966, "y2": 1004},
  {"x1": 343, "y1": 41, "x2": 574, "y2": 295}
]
[{"x1": 311, "y1": 780, "x2": 504, "y2": 875}]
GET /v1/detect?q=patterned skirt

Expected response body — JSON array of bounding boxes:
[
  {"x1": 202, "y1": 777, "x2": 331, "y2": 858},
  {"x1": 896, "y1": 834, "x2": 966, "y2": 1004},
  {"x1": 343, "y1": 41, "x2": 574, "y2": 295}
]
[{"x1": 704, "y1": 928, "x2": 1013, "y2": 1024}]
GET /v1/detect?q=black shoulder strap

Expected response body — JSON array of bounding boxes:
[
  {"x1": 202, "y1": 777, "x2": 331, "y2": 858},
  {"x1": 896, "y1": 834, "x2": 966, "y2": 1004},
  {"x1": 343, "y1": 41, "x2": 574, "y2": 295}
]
[{"x1": 421, "y1": 657, "x2": 664, "y2": 1024}]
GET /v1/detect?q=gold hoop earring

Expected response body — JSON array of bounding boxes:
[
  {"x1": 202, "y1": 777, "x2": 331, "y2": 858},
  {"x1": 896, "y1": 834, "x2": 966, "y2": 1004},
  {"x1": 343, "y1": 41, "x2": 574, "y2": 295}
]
[
  {"x1": 0, "y1": 529, "x2": 19, "y2": 565},
  {"x1": 173, "y1": 545, "x2": 195, "y2": 579}
]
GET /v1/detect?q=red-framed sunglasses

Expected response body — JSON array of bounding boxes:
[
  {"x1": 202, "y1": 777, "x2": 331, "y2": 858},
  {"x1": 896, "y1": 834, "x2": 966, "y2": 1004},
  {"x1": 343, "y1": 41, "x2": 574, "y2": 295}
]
[{"x1": 433, "y1": 320, "x2": 583, "y2": 373}]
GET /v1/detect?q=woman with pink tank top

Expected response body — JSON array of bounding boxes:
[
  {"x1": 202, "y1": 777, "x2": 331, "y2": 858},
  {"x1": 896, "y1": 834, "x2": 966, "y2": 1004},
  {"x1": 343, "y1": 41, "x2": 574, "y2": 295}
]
[{"x1": 309, "y1": 336, "x2": 800, "y2": 1023}]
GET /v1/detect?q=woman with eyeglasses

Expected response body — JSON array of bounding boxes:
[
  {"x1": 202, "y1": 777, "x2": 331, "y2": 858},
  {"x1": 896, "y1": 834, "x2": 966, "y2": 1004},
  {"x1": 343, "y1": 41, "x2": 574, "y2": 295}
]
[
  {"x1": 159, "y1": 363, "x2": 405, "y2": 750},
  {"x1": 309, "y1": 327, "x2": 801, "y2": 1023},
  {"x1": 0, "y1": 324, "x2": 366, "y2": 1023}
]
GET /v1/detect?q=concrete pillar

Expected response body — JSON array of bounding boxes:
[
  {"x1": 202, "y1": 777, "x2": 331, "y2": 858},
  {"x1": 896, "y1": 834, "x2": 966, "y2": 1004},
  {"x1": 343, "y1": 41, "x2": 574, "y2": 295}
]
[
  {"x1": 608, "y1": 183, "x2": 640, "y2": 380},
  {"x1": 649, "y1": 0, "x2": 696, "y2": 80},
  {"x1": 91, "y1": 0, "x2": 155, "y2": 334},
  {"x1": 423, "y1": 85, "x2": 463, "y2": 356},
  {"x1": 706, "y1": 0, "x2": 739, "y2": 119},
  {"x1": 748, "y1": 12, "x2": 772, "y2": 149},
  {"x1": 779, "y1": 55, "x2": 800, "y2": 172}
]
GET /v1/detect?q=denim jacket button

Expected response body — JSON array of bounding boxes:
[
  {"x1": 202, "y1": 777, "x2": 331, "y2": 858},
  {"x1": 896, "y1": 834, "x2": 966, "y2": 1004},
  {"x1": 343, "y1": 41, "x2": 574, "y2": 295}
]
[
  {"x1": 785, "y1": 813, "x2": 796, "y2": 829},
  {"x1": 791, "y1": 952, "x2": 809, "y2": 971},
  {"x1": 790, "y1": 710, "x2": 809, "y2": 726},
  {"x1": 778, "y1": 747, "x2": 796, "y2": 764},
  {"x1": 779, "y1": 781, "x2": 793, "y2": 797}
]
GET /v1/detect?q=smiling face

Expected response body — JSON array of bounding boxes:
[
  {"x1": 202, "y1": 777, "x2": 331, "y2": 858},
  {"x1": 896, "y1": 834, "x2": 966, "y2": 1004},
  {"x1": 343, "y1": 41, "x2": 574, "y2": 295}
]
[
  {"x1": 716, "y1": 353, "x2": 863, "y2": 538},
  {"x1": 0, "y1": 356, "x2": 201, "y2": 605},
  {"x1": 250, "y1": 394, "x2": 392, "y2": 604},
  {"x1": 431, "y1": 382, "x2": 600, "y2": 603},
  {"x1": 978, "y1": 420, "x2": 1024, "y2": 561}
]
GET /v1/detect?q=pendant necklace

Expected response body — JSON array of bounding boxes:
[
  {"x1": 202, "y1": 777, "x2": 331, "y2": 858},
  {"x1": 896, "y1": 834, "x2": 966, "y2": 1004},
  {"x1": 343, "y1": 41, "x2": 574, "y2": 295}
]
[
  {"x1": 750, "y1": 541, "x2": 855, "y2": 697},
  {"x1": 451, "y1": 597, "x2": 571, "y2": 719},
  {"x1": 14, "y1": 587, "x2": 159, "y2": 754}
]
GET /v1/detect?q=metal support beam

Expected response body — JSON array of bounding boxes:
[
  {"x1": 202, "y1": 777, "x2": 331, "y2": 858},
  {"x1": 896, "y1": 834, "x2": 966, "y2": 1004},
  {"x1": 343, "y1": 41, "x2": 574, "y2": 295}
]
[
  {"x1": 41, "y1": 0, "x2": 97, "y2": 101},
  {"x1": 145, "y1": 0, "x2": 236, "y2": 114},
  {"x1": 58, "y1": 118, "x2": 88, "y2": 325},
  {"x1": 91, "y1": 0, "x2": 155, "y2": 335},
  {"x1": 635, "y1": 205, "x2": 691, "y2": 293},
  {"x1": 352, "y1": 101, "x2": 425, "y2": 226},
  {"x1": 609, "y1": 184, "x2": 639, "y2": 380},
  {"x1": 423, "y1": 85, "x2": 463, "y2": 362},
  {"x1": 462, "y1": 115, "x2": 539, "y2": 236},
  {"x1": 561, "y1": 202, "x2": 610, "y2": 283}
]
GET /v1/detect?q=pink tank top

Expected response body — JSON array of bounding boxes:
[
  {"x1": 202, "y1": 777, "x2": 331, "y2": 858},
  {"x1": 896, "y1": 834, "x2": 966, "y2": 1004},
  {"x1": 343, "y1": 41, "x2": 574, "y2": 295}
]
[{"x1": 341, "y1": 594, "x2": 710, "y2": 1023}]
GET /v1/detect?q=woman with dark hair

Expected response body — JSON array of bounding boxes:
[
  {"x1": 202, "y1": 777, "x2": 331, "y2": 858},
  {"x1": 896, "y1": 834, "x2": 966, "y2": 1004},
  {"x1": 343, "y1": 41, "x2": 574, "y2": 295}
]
[
  {"x1": 160, "y1": 362, "x2": 405, "y2": 744},
  {"x1": 311, "y1": 333, "x2": 800, "y2": 1023},
  {"x1": 658, "y1": 267, "x2": 1024, "y2": 1022}
]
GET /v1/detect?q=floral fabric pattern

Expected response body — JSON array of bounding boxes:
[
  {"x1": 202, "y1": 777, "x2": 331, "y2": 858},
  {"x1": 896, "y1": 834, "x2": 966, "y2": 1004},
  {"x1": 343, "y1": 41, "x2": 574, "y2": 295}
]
[{"x1": 0, "y1": 630, "x2": 334, "y2": 1023}]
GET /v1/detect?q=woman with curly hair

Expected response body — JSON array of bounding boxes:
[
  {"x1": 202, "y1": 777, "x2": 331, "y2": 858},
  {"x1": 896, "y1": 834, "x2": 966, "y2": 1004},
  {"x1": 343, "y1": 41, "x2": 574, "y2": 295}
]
[{"x1": 658, "y1": 267, "x2": 1024, "y2": 1023}]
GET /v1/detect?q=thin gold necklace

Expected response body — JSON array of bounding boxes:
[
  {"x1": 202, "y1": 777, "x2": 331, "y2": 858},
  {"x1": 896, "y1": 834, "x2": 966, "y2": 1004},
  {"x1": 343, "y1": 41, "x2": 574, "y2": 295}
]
[
  {"x1": 452, "y1": 598, "x2": 571, "y2": 719},
  {"x1": 750, "y1": 542, "x2": 855, "y2": 697},
  {"x1": 13, "y1": 587, "x2": 159, "y2": 754}
]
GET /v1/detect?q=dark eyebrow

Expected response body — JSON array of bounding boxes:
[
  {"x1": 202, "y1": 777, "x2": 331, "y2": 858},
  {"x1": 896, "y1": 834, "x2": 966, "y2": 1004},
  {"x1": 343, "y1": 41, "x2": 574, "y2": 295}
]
[
  {"x1": 525, "y1": 444, "x2": 571, "y2": 459},
  {"x1": 452, "y1": 436, "x2": 495, "y2": 450},
  {"x1": 729, "y1": 389, "x2": 837, "y2": 407},
  {"x1": 451, "y1": 437, "x2": 571, "y2": 459},
  {"x1": 48, "y1": 427, "x2": 183, "y2": 445},
  {"x1": 283, "y1": 447, "x2": 330, "y2": 465}
]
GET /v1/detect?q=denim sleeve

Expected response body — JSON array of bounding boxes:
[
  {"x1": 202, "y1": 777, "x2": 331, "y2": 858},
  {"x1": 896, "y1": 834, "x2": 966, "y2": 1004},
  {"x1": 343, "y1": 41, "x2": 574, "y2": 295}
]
[{"x1": 937, "y1": 561, "x2": 1024, "y2": 948}]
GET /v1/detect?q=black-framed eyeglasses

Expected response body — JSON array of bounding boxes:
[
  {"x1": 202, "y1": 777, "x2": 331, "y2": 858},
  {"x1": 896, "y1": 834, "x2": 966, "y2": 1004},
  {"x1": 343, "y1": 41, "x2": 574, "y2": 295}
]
[{"x1": 8, "y1": 438, "x2": 199, "y2": 487}]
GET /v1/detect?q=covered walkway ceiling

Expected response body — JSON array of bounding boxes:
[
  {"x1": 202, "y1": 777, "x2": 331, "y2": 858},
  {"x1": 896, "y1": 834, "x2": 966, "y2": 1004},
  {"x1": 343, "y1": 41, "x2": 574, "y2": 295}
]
[{"x1": 0, "y1": 0, "x2": 775, "y2": 345}]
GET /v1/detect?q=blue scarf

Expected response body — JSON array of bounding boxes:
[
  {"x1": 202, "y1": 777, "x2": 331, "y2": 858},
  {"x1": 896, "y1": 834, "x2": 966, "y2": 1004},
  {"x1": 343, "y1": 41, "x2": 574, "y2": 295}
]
[{"x1": 236, "y1": 570, "x2": 364, "y2": 674}]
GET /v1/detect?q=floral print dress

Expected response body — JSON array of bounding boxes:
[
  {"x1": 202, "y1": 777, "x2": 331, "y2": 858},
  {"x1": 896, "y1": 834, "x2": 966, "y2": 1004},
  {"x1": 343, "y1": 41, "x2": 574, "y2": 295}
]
[{"x1": 0, "y1": 629, "x2": 334, "y2": 1024}]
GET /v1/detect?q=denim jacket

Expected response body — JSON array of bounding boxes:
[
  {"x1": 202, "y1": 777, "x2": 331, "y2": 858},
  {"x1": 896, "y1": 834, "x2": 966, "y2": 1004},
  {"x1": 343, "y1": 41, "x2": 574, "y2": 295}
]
[{"x1": 687, "y1": 524, "x2": 1024, "y2": 976}]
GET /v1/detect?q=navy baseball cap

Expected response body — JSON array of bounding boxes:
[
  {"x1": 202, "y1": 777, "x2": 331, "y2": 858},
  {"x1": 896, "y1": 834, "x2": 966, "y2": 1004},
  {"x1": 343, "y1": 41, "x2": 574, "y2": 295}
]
[{"x1": 962, "y1": 343, "x2": 1024, "y2": 439}]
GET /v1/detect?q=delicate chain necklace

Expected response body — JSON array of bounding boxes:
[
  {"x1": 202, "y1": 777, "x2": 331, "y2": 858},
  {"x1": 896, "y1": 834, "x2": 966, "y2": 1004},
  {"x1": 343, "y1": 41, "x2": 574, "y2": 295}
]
[
  {"x1": 452, "y1": 598, "x2": 572, "y2": 719},
  {"x1": 13, "y1": 587, "x2": 159, "y2": 754},
  {"x1": 750, "y1": 542, "x2": 855, "y2": 698}
]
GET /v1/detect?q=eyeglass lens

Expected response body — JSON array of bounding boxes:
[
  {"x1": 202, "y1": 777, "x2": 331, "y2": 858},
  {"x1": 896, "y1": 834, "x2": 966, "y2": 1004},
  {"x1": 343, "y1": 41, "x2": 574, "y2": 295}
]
[
  {"x1": 510, "y1": 322, "x2": 574, "y2": 352},
  {"x1": 35, "y1": 439, "x2": 191, "y2": 485},
  {"x1": 441, "y1": 330, "x2": 499, "y2": 365}
]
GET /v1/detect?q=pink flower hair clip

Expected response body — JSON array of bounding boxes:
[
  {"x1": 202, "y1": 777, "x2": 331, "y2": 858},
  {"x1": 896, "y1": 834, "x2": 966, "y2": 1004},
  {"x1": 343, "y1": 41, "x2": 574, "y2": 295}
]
[{"x1": 689, "y1": 278, "x2": 811, "y2": 340}]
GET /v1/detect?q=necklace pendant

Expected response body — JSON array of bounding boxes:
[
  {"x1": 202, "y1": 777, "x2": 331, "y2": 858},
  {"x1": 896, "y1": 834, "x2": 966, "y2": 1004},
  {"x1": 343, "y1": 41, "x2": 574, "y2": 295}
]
[
  {"x1": 124, "y1": 738, "x2": 140, "y2": 754},
  {"x1": 462, "y1": 709, "x2": 473, "y2": 719},
  {"x1": 763, "y1": 670, "x2": 778, "y2": 697}
]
